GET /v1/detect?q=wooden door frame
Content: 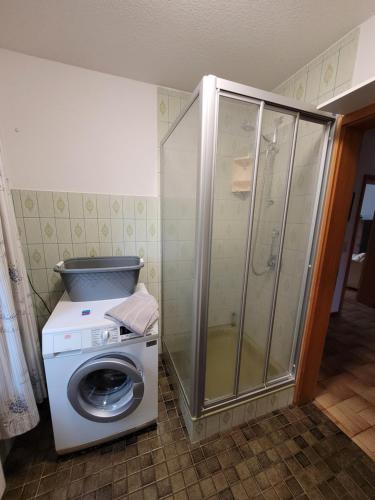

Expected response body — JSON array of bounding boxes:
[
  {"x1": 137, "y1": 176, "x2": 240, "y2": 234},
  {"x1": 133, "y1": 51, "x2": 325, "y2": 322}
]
[
  {"x1": 294, "y1": 103, "x2": 375, "y2": 405},
  {"x1": 338, "y1": 173, "x2": 375, "y2": 307}
]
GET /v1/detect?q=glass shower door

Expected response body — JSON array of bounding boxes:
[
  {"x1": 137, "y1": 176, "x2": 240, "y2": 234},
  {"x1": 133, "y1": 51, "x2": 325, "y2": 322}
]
[
  {"x1": 238, "y1": 108, "x2": 297, "y2": 394},
  {"x1": 266, "y1": 119, "x2": 328, "y2": 382},
  {"x1": 204, "y1": 95, "x2": 261, "y2": 403}
]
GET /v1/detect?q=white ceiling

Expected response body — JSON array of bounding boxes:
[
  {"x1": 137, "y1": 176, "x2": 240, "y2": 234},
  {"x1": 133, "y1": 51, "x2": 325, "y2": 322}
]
[{"x1": 0, "y1": 0, "x2": 374, "y2": 92}]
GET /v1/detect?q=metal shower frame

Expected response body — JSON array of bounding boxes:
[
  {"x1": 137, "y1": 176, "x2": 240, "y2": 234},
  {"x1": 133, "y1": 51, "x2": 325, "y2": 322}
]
[{"x1": 161, "y1": 75, "x2": 336, "y2": 419}]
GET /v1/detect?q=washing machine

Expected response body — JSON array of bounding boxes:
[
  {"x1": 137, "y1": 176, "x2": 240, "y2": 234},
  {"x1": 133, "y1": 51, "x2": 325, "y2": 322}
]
[{"x1": 42, "y1": 284, "x2": 158, "y2": 454}]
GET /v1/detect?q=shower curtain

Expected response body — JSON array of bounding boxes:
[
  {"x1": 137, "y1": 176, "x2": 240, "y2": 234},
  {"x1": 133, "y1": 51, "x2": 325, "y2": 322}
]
[{"x1": 0, "y1": 150, "x2": 46, "y2": 442}]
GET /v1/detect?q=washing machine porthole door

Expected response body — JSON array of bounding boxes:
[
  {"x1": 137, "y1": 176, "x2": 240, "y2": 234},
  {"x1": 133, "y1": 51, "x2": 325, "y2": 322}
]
[{"x1": 67, "y1": 354, "x2": 144, "y2": 422}]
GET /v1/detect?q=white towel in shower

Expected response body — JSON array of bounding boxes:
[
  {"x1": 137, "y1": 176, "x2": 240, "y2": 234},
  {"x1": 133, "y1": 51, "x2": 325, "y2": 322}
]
[
  {"x1": 105, "y1": 291, "x2": 159, "y2": 335},
  {"x1": 232, "y1": 156, "x2": 253, "y2": 192}
]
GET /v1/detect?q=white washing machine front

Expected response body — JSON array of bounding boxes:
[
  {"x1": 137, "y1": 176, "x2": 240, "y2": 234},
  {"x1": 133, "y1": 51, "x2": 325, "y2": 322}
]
[
  {"x1": 42, "y1": 287, "x2": 158, "y2": 454},
  {"x1": 44, "y1": 336, "x2": 158, "y2": 454}
]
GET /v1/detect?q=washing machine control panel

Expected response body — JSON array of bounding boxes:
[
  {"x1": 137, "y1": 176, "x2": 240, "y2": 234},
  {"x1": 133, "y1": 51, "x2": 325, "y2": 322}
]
[
  {"x1": 91, "y1": 327, "x2": 120, "y2": 346},
  {"x1": 90, "y1": 326, "x2": 139, "y2": 347}
]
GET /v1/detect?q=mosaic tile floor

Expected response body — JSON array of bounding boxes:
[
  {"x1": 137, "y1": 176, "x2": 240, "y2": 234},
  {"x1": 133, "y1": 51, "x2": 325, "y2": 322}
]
[
  {"x1": 315, "y1": 290, "x2": 375, "y2": 461},
  {"x1": 3, "y1": 360, "x2": 375, "y2": 500}
]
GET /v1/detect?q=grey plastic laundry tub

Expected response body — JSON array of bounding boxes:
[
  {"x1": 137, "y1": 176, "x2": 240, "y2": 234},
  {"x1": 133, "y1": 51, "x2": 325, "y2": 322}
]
[{"x1": 54, "y1": 256, "x2": 144, "y2": 301}]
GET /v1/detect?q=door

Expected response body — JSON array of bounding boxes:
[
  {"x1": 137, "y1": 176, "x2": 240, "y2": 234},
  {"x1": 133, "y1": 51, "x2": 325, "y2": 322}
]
[{"x1": 68, "y1": 353, "x2": 144, "y2": 422}]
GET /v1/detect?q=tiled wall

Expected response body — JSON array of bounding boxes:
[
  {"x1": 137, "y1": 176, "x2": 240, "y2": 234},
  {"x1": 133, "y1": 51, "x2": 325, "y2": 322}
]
[
  {"x1": 274, "y1": 27, "x2": 359, "y2": 105},
  {"x1": 9, "y1": 85, "x2": 190, "y2": 332},
  {"x1": 12, "y1": 189, "x2": 160, "y2": 330},
  {"x1": 157, "y1": 87, "x2": 191, "y2": 197},
  {"x1": 157, "y1": 87, "x2": 191, "y2": 144}
]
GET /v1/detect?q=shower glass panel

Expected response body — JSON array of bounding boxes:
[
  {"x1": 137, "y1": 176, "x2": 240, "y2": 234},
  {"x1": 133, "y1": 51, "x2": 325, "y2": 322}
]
[
  {"x1": 267, "y1": 119, "x2": 327, "y2": 381},
  {"x1": 205, "y1": 96, "x2": 260, "y2": 402},
  {"x1": 161, "y1": 98, "x2": 200, "y2": 403},
  {"x1": 161, "y1": 75, "x2": 335, "y2": 420},
  {"x1": 238, "y1": 108, "x2": 297, "y2": 394}
]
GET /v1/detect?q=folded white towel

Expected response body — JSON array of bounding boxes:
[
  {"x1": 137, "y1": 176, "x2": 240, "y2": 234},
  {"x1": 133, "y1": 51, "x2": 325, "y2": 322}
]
[{"x1": 105, "y1": 291, "x2": 159, "y2": 335}]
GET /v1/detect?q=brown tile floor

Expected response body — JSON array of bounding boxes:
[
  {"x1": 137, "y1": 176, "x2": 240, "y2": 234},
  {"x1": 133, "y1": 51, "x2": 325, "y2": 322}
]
[
  {"x1": 3, "y1": 360, "x2": 375, "y2": 500},
  {"x1": 315, "y1": 289, "x2": 375, "y2": 461}
]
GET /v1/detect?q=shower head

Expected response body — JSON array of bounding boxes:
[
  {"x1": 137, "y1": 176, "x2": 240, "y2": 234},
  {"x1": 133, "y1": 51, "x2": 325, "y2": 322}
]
[
  {"x1": 241, "y1": 116, "x2": 283, "y2": 147},
  {"x1": 242, "y1": 120, "x2": 273, "y2": 145}
]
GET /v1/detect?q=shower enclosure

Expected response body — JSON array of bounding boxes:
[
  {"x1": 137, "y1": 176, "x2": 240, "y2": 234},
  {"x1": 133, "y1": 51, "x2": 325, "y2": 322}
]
[{"x1": 161, "y1": 75, "x2": 335, "y2": 423}]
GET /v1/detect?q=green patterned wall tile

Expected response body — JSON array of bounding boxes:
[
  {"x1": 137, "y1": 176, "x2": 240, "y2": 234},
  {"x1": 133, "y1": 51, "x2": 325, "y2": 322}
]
[
  {"x1": 125, "y1": 242, "x2": 136, "y2": 255},
  {"x1": 47, "y1": 269, "x2": 64, "y2": 293},
  {"x1": 86, "y1": 243, "x2": 99, "y2": 258},
  {"x1": 68, "y1": 193, "x2": 84, "y2": 218},
  {"x1": 28, "y1": 244, "x2": 46, "y2": 269},
  {"x1": 135, "y1": 197, "x2": 147, "y2": 219},
  {"x1": 148, "y1": 262, "x2": 160, "y2": 283},
  {"x1": 97, "y1": 194, "x2": 110, "y2": 218},
  {"x1": 112, "y1": 243, "x2": 125, "y2": 256},
  {"x1": 147, "y1": 219, "x2": 158, "y2": 241},
  {"x1": 21, "y1": 190, "x2": 38, "y2": 217},
  {"x1": 84, "y1": 219, "x2": 99, "y2": 242},
  {"x1": 40, "y1": 218, "x2": 57, "y2": 244},
  {"x1": 136, "y1": 242, "x2": 147, "y2": 261},
  {"x1": 158, "y1": 94, "x2": 169, "y2": 123},
  {"x1": 37, "y1": 191, "x2": 54, "y2": 217},
  {"x1": 110, "y1": 219, "x2": 124, "y2": 242},
  {"x1": 99, "y1": 219, "x2": 111, "y2": 242},
  {"x1": 147, "y1": 242, "x2": 160, "y2": 262},
  {"x1": 53, "y1": 192, "x2": 69, "y2": 218},
  {"x1": 83, "y1": 193, "x2": 98, "y2": 218},
  {"x1": 135, "y1": 219, "x2": 147, "y2": 241},
  {"x1": 24, "y1": 218, "x2": 43, "y2": 244},
  {"x1": 72, "y1": 243, "x2": 87, "y2": 257},
  {"x1": 99, "y1": 243, "x2": 113, "y2": 256},
  {"x1": 123, "y1": 220, "x2": 135, "y2": 241},
  {"x1": 122, "y1": 197, "x2": 135, "y2": 218},
  {"x1": 16, "y1": 217, "x2": 26, "y2": 244},
  {"x1": 43, "y1": 244, "x2": 59, "y2": 268},
  {"x1": 110, "y1": 195, "x2": 123, "y2": 219},
  {"x1": 56, "y1": 218, "x2": 72, "y2": 243},
  {"x1": 30, "y1": 269, "x2": 49, "y2": 293},
  {"x1": 71, "y1": 219, "x2": 86, "y2": 243},
  {"x1": 12, "y1": 189, "x2": 161, "y2": 329},
  {"x1": 58, "y1": 243, "x2": 73, "y2": 261}
]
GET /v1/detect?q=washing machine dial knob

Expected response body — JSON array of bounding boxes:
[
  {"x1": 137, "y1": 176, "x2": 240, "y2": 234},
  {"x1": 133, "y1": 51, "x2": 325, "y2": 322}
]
[{"x1": 101, "y1": 330, "x2": 110, "y2": 342}]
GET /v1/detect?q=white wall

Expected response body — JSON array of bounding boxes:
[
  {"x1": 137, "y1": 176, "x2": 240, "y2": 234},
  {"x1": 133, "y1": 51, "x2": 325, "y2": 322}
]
[
  {"x1": 0, "y1": 49, "x2": 158, "y2": 196},
  {"x1": 331, "y1": 129, "x2": 375, "y2": 311},
  {"x1": 352, "y1": 15, "x2": 375, "y2": 86}
]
